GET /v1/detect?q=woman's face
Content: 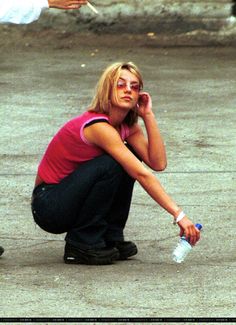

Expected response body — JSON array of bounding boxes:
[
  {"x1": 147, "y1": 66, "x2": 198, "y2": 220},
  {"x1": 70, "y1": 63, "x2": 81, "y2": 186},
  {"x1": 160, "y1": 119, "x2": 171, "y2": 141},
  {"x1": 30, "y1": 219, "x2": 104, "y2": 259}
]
[{"x1": 111, "y1": 69, "x2": 140, "y2": 110}]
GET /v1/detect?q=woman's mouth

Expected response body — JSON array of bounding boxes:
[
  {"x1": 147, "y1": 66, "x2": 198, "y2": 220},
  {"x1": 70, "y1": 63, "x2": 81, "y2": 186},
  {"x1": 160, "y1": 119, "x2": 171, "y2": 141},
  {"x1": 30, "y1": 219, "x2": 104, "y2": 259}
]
[{"x1": 122, "y1": 96, "x2": 132, "y2": 101}]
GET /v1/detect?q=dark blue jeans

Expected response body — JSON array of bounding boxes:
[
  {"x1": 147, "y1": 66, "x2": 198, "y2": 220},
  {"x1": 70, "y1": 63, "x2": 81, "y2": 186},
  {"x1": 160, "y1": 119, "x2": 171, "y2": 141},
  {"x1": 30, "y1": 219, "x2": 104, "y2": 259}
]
[{"x1": 31, "y1": 154, "x2": 135, "y2": 249}]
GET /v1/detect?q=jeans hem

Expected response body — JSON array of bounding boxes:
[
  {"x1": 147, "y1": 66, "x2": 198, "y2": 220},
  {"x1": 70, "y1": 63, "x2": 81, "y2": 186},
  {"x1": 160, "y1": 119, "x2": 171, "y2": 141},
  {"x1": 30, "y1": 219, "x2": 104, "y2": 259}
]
[{"x1": 65, "y1": 238, "x2": 106, "y2": 250}]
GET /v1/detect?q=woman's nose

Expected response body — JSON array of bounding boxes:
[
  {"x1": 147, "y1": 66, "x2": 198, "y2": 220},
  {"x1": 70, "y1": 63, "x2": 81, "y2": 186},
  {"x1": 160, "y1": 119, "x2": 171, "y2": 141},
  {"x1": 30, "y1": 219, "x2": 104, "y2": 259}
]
[{"x1": 124, "y1": 84, "x2": 132, "y2": 92}]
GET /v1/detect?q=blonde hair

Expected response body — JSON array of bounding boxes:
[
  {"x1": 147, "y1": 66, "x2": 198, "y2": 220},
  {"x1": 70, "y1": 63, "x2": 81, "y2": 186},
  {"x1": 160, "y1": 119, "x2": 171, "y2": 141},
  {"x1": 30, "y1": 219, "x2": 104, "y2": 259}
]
[{"x1": 89, "y1": 62, "x2": 143, "y2": 126}]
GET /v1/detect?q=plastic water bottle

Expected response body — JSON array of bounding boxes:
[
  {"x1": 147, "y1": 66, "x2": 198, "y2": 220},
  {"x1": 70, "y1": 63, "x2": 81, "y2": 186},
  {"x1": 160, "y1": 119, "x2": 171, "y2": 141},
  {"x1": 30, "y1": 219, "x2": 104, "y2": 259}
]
[{"x1": 172, "y1": 223, "x2": 202, "y2": 263}]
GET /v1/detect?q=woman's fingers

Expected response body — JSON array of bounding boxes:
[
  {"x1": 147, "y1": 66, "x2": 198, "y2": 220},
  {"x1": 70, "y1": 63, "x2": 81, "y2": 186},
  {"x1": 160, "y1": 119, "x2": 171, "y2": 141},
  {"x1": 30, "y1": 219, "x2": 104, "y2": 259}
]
[{"x1": 178, "y1": 217, "x2": 201, "y2": 246}]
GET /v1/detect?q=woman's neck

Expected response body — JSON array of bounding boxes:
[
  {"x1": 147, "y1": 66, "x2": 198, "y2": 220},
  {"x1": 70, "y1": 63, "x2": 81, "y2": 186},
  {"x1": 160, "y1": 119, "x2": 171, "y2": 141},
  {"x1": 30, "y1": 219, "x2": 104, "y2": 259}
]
[{"x1": 109, "y1": 106, "x2": 129, "y2": 127}]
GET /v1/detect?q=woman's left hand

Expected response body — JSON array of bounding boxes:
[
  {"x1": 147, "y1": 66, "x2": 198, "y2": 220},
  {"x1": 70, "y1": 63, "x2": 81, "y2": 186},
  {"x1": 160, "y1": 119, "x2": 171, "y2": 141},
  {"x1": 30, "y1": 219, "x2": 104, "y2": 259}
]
[
  {"x1": 178, "y1": 216, "x2": 201, "y2": 246},
  {"x1": 136, "y1": 92, "x2": 153, "y2": 118}
]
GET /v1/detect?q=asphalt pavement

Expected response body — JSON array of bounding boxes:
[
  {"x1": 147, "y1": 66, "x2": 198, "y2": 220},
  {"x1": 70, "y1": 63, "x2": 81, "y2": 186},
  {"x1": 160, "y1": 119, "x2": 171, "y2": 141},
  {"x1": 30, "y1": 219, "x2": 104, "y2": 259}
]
[{"x1": 0, "y1": 33, "x2": 236, "y2": 322}]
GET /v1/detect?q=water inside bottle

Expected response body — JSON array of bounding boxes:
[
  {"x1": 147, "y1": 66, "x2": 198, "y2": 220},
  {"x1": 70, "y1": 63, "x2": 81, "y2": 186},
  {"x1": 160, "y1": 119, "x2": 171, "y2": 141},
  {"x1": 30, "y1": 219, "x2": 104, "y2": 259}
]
[{"x1": 172, "y1": 238, "x2": 192, "y2": 263}]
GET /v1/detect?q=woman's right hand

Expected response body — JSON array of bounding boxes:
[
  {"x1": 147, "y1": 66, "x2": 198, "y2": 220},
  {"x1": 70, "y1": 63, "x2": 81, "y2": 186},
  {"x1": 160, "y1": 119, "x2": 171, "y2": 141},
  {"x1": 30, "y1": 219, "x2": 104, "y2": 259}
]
[
  {"x1": 136, "y1": 92, "x2": 153, "y2": 118},
  {"x1": 178, "y1": 216, "x2": 200, "y2": 246}
]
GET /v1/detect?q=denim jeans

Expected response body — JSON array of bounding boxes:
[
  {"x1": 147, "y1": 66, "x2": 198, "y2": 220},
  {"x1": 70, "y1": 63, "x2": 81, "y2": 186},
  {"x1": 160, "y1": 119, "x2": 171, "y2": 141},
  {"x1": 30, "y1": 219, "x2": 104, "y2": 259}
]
[{"x1": 31, "y1": 154, "x2": 135, "y2": 249}]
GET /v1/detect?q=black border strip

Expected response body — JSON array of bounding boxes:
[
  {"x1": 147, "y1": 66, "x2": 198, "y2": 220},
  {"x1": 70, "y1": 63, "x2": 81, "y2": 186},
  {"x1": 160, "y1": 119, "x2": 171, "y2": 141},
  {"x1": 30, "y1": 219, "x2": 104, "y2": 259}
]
[{"x1": 0, "y1": 317, "x2": 236, "y2": 323}]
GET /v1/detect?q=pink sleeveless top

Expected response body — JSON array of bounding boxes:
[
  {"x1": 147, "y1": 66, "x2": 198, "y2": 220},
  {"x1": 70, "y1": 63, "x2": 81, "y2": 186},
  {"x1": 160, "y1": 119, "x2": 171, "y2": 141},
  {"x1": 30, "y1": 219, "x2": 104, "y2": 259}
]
[{"x1": 38, "y1": 111, "x2": 130, "y2": 184}]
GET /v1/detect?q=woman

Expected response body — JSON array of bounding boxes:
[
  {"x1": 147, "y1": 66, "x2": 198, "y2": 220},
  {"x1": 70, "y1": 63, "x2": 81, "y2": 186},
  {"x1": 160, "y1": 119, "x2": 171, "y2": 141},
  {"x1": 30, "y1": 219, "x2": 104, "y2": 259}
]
[{"x1": 31, "y1": 62, "x2": 200, "y2": 265}]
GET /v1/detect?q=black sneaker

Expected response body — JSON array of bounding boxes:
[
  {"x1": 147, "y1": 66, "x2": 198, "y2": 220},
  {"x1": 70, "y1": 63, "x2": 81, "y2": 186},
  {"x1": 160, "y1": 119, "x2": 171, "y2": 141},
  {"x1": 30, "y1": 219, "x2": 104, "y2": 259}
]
[
  {"x1": 64, "y1": 243, "x2": 119, "y2": 265},
  {"x1": 107, "y1": 241, "x2": 138, "y2": 260},
  {"x1": 0, "y1": 246, "x2": 4, "y2": 256}
]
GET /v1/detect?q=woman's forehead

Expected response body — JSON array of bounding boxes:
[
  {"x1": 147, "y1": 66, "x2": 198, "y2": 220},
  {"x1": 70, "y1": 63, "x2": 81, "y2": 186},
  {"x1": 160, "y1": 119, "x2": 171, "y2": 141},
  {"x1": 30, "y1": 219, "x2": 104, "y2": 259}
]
[{"x1": 118, "y1": 69, "x2": 139, "y2": 83}]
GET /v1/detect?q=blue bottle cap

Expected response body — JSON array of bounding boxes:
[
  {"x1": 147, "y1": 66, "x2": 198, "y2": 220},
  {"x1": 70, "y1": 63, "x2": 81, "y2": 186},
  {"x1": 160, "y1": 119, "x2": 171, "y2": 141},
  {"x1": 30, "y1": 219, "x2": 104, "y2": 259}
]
[{"x1": 195, "y1": 223, "x2": 202, "y2": 230}]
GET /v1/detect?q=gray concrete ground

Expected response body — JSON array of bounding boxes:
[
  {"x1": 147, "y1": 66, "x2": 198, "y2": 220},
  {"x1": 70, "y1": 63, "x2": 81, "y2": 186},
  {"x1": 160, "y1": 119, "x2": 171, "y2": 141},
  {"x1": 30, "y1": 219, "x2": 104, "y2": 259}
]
[{"x1": 0, "y1": 32, "x2": 236, "y2": 321}]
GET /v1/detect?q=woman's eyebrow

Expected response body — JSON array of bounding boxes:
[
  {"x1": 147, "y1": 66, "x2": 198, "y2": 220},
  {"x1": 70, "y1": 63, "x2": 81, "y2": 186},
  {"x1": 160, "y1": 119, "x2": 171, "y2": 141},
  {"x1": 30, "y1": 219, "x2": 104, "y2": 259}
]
[{"x1": 118, "y1": 77, "x2": 139, "y2": 84}]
